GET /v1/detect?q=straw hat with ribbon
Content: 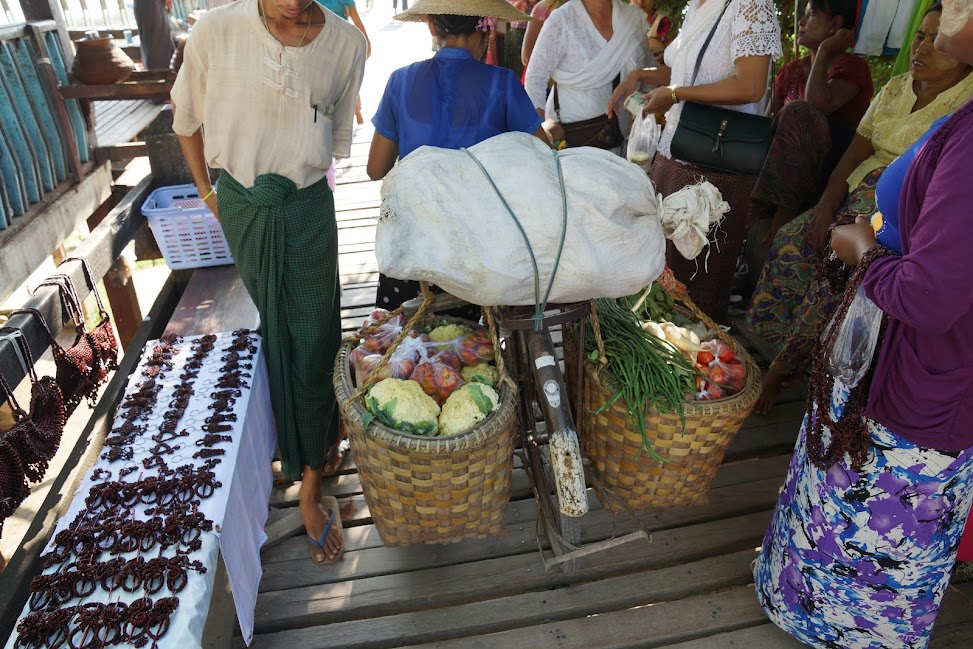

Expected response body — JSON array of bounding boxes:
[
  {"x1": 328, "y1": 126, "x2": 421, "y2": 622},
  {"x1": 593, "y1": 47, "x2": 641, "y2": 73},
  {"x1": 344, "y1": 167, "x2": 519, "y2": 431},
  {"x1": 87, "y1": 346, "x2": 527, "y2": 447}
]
[{"x1": 395, "y1": 0, "x2": 533, "y2": 23}]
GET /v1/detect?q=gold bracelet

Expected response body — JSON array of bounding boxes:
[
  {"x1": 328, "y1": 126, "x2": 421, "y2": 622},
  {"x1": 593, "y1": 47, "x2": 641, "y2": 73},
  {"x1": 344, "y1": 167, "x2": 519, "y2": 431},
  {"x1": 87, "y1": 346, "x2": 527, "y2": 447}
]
[
  {"x1": 670, "y1": 86, "x2": 679, "y2": 103},
  {"x1": 201, "y1": 187, "x2": 216, "y2": 201}
]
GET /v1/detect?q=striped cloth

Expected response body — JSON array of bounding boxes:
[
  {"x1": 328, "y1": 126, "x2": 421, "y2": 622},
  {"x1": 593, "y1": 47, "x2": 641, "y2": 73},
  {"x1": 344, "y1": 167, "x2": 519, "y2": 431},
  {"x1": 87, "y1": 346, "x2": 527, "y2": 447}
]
[{"x1": 217, "y1": 171, "x2": 341, "y2": 480}]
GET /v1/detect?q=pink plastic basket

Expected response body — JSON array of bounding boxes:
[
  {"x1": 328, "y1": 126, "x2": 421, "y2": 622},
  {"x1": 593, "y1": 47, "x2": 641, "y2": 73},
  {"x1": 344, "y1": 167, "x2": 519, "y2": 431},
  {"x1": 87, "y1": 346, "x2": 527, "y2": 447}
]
[{"x1": 142, "y1": 184, "x2": 233, "y2": 270}]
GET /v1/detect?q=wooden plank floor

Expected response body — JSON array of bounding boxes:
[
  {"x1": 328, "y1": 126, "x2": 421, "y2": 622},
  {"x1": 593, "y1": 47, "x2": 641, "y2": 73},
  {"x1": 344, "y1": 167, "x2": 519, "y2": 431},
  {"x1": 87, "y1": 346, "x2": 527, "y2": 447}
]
[
  {"x1": 93, "y1": 99, "x2": 164, "y2": 148},
  {"x1": 240, "y1": 123, "x2": 973, "y2": 648}
]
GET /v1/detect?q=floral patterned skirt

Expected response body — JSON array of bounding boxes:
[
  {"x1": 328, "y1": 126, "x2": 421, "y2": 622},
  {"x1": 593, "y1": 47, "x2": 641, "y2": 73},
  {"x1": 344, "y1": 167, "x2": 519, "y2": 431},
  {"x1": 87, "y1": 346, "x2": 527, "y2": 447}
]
[
  {"x1": 745, "y1": 166, "x2": 885, "y2": 376},
  {"x1": 754, "y1": 380, "x2": 973, "y2": 649}
]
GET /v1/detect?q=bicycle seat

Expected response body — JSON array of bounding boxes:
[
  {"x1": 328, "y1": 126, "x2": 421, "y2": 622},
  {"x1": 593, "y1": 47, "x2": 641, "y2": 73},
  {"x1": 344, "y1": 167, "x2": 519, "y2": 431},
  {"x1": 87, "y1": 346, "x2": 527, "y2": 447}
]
[
  {"x1": 400, "y1": 292, "x2": 471, "y2": 318},
  {"x1": 498, "y1": 303, "x2": 590, "y2": 331}
]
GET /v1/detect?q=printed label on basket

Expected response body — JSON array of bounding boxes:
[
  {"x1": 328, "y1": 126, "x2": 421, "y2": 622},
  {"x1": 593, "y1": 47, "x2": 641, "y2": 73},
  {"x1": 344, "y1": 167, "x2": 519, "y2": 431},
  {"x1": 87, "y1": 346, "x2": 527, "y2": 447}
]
[
  {"x1": 543, "y1": 380, "x2": 561, "y2": 408},
  {"x1": 534, "y1": 355, "x2": 556, "y2": 370}
]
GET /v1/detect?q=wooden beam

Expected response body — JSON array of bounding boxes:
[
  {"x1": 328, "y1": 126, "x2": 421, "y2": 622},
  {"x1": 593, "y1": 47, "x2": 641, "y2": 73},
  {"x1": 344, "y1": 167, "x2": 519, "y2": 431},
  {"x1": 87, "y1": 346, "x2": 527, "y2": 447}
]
[
  {"x1": 0, "y1": 24, "x2": 29, "y2": 41},
  {"x1": 18, "y1": 2, "x2": 73, "y2": 70},
  {"x1": 60, "y1": 79, "x2": 174, "y2": 100},
  {"x1": 0, "y1": 173, "x2": 154, "y2": 401},
  {"x1": 0, "y1": 161, "x2": 111, "y2": 305},
  {"x1": 0, "y1": 270, "x2": 190, "y2": 646},
  {"x1": 31, "y1": 32, "x2": 85, "y2": 180},
  {"x1": 94, "y1": 142, "x2": 149, "y2": 164}
]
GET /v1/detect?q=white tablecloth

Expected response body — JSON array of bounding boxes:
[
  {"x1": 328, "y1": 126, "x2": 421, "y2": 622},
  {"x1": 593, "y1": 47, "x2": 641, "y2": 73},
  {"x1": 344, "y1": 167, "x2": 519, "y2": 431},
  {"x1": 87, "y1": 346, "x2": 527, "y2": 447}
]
[{"x1": 6, "y1": 331, "x2": 276, "y2": 647}]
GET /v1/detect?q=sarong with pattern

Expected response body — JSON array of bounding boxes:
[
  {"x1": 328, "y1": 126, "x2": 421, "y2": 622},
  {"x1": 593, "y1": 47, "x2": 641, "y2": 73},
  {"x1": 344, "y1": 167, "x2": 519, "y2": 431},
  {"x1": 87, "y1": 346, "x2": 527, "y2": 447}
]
[
  {"x1": 745, "y1": 166, "x2": 884, "y2": 376},
  {"x1": 217, "y1": 171, "x2": 341, "y2": 481},
  {"x1": 754, "y1": 380, "x2": 973, "y2": 649}
]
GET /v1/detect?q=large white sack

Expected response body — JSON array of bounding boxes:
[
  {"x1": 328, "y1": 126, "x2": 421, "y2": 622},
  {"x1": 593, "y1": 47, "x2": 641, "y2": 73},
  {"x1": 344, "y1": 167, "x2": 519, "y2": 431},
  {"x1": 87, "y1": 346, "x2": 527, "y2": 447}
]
[{"x1": 376, "y1": 132, "x2": 725, "y2": 306}]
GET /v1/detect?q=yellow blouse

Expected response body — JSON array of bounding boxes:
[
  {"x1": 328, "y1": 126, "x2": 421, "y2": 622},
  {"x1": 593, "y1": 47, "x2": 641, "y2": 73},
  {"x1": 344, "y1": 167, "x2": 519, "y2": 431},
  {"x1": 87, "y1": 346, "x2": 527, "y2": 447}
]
[{"x1": 847, "y1": 71, "x2": 973, "y2": 190}]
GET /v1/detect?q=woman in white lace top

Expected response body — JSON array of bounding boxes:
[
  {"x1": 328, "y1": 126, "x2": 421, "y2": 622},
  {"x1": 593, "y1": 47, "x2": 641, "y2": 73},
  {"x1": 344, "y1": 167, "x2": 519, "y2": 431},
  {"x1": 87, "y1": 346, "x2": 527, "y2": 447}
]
[
  {"x1": 524, "y1": 0, "x2": 652, "y2": 147},
  {"x1": 609, "y1": 0, "x2": 782, "y2": 323}
]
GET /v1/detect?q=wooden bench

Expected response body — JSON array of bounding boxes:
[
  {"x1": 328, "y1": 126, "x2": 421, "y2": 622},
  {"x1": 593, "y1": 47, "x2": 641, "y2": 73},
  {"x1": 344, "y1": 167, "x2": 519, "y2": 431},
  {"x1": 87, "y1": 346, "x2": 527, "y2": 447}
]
[
  {"x1": 57, "y1": 70, "x2": 175, "y2": 163},
  {"x1": 164, "y1": 265, "x2": 261, "y2": 649}
]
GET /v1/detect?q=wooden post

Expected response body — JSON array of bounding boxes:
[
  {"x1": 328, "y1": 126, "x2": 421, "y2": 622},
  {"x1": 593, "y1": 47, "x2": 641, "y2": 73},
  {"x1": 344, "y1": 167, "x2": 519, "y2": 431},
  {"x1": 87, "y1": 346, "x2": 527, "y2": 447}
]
[
  {"x1": 87, "y1": 191, "x2": 142, "y2": 349},
  {"x1": 102, "y1": 256, "x2": 141, "y2": 349},
  {"x1": 19, "y1": 0, "x2": 74, "y2": 70}
]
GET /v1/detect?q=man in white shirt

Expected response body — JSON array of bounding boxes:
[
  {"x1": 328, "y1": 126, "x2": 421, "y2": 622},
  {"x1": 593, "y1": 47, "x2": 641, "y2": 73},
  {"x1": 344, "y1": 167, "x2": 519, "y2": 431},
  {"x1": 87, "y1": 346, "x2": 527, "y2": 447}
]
[{"x1": 171, "y1": 0, "x2": 366, "y2": 566}]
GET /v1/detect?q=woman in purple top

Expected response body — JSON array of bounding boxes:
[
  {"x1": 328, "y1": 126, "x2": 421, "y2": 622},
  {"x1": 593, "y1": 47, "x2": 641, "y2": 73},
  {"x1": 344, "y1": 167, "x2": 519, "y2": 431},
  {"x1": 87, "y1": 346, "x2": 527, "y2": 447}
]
[{"x1": 752, "y1": 1, "x2": 973, "y2": 647}]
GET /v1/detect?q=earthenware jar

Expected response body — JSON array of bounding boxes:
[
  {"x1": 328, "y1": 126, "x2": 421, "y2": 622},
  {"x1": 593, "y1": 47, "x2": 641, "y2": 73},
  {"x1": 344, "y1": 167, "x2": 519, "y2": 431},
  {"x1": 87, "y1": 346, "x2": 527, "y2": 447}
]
[{"x1": 71, "y1": 35, "x2": 134, "y2": 85}]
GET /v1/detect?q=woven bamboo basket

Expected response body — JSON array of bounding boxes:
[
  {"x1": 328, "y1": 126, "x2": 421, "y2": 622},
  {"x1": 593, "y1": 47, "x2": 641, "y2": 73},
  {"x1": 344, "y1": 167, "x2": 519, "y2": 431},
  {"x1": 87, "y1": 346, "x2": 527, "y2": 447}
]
[
  {"x1": 564, "y1": 269, "x2": 761, "y2": 509},
  {"x1": 333, "y1": 306, "x2": 517, "y2": 547}
]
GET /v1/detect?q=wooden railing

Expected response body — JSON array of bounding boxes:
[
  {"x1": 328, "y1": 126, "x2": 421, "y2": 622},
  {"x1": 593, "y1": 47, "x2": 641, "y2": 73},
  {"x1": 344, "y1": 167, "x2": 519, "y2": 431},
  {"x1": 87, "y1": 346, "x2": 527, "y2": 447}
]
[
  {"x1": 0, "y1": 19, "x2": 89, "y2": 226},
  {"x1": 1, "y1": 0, "x2": 205, "y2": 28}
]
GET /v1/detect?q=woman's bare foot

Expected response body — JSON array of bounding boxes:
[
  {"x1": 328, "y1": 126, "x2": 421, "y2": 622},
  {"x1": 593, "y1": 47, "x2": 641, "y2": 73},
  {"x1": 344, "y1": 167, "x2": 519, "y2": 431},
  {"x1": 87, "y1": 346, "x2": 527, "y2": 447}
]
[
  {"x1": 753, "y1": 370, "x2": 791, "y2": 416},
  {"x1": 300, "y1": 468, "x2": 343, "y2": 564}
]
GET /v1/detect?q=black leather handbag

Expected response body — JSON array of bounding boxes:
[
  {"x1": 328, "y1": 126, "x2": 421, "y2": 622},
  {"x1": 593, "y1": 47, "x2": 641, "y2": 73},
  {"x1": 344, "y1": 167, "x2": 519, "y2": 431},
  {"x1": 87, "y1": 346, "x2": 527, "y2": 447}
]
[
  {"x1": 669, "y1": 4, "x2": 772, "y2": 175},
  {"x1": 555, "y1": 77, "x2": 624, "y2": 150}
]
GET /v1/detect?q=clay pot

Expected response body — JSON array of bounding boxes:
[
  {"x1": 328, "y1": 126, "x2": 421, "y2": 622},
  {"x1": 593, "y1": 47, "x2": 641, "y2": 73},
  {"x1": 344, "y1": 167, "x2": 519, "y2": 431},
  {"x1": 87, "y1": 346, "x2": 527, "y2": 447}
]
[
  {"x1": 170, "y1": 34, "x2": 189, "y2": 75},
  {"x1": 71, "y1": 36, "x2": 135, "y2": 85}
]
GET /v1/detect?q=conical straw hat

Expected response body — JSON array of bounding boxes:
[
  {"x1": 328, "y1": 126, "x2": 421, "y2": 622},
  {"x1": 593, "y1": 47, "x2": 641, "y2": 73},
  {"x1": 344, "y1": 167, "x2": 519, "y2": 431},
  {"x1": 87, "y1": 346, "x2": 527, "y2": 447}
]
[{"x1": 395, "y1": 0, "x2": 534, "y2": 23}]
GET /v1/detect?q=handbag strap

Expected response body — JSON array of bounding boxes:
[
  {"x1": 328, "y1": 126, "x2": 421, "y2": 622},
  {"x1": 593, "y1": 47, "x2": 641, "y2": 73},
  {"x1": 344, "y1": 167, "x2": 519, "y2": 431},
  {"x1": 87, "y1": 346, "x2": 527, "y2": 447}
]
[
  {"x1": 60, "y1": 256, "x2": 109, "y2": 320},
  {"x1": 36, "y1": 275, "x2": 86, "y2": 332},
  {"x1": 6, "y1": 308, "x2": 65, "y2": 355},
  {"x1": 0, "y1": 327, "x2": 39, "y2": 418},
  {"x1": 689, "y1": 2, "x2": 732, "y2": 86}
]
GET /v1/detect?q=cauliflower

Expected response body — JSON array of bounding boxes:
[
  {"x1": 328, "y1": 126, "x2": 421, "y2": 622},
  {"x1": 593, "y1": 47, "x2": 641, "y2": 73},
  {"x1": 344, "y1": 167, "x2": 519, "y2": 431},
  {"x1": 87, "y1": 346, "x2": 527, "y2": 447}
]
[
  {"x1": 365, "y1": 378, "x2": 440, "y2": 436},
  {"x1": 428, "y1": 323, "x2": 471, "y2": 343},
  {"x1": 460, "y1": 363, "x2": 498, "y2": 388},
  {"x1": 439, "y1": 383, "x2": 500, "y2": 436}
]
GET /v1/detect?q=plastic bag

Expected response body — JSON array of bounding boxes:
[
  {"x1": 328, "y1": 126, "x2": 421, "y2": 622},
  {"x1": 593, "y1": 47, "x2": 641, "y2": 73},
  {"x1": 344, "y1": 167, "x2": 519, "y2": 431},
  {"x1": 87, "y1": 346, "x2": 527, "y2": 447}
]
[
  {"x1": 626, "y1": 111, "x2": 660, "y2": 173},
  {"x1": 828, "y1": 286, "x2": 884, "y2": 388},
  {"x1": 430, "y1": 330, "x2": 495, "y2": 366},
  {"x1": 351, "y1": 332, "x2": 427, "y2": 387},
  {"x1": 410, "y1": 350, "x2": 465, "y2": 405},
  {"x1": 360, "y1": 312, "x2": 405, "y2": 353}
]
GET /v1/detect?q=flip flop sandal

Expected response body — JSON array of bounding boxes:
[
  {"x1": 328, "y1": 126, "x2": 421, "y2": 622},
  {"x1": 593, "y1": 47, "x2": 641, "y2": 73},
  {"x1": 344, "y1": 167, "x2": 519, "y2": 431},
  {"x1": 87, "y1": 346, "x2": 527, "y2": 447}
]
[{"x1": 307, "y1": 495, "x2": 344, "y2": 566}]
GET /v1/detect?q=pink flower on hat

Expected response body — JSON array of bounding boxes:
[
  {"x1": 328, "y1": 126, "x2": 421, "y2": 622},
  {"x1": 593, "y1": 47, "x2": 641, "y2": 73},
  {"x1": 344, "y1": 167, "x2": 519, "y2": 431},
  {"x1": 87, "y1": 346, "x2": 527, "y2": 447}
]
[{"x1": 476, "y1": 16, "x2": 498, "y2": 32}]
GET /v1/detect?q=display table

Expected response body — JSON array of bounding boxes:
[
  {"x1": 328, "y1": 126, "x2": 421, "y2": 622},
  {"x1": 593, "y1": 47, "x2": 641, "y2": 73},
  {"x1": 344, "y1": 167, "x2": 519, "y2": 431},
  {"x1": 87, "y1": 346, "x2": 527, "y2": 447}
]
[{"x1": 5, "y1": 330, "x2": 275, "y2": 647}]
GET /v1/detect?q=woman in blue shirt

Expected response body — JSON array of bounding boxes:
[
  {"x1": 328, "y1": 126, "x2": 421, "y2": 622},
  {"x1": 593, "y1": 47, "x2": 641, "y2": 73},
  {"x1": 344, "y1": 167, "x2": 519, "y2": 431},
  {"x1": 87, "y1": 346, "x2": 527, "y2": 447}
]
[{"x1": 367, "y1": 0, "x2": 548, "y2": 310}]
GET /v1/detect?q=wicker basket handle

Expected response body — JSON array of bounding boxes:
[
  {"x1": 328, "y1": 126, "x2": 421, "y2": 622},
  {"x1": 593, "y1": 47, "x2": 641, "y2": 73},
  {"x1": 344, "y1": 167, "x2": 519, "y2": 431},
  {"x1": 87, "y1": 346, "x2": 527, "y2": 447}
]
[
  {"x1": 586, "y1": 266, "x2": 734, "y2": 361},
  {"x1": 655, "y1": 267, "x2": 742, "y2": 350},
  {"x1": 588, "y1": 299, "x2": 608, "y2": 366},
  {"x1": 481, "y1": 306, "x2": 515, "y2": 393}
]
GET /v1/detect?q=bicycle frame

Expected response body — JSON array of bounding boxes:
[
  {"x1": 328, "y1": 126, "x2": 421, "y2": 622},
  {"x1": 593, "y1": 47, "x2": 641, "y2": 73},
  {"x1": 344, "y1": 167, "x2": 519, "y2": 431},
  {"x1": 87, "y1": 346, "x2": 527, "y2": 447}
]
[{"x1": 501, "y1": 306, "x2": 589, "y2": 519}]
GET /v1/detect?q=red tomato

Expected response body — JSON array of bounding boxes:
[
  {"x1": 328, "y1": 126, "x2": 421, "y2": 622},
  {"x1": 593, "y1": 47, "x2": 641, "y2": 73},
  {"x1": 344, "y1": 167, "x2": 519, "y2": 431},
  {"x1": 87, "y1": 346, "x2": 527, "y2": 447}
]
[
  {"x1": 724, "y1": 360, "x2": 747, "y2": 390},
  {"x1": 696, "y1": 350, "x2": 715, "y2": 365},
  {"x1": 705, "y1": 363, "x2": 728, "y2": 386}
]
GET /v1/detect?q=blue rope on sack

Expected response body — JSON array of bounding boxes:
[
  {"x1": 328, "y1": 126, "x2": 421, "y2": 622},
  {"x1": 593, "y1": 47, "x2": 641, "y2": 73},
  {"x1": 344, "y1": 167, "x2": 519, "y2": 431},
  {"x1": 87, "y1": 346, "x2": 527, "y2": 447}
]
[{"x1": 461, "y1": 147, "x2": 568, "y2": 332}]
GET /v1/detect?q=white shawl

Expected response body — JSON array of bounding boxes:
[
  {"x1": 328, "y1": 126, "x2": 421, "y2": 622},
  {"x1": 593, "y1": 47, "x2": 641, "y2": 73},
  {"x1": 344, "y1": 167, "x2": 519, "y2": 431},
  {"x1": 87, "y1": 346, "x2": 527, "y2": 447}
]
[
  {"x1": 551, "y1": 0, "x2": 647, "y2": 91},
  {"x1": 664, "y1": 0, "x2": 728, "y2": 87}
]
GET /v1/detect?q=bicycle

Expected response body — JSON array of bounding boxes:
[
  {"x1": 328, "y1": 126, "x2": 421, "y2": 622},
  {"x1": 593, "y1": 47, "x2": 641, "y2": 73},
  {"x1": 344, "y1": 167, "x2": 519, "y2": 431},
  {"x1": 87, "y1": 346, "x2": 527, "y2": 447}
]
[{"x1": 403, "y1": 292, "x2": 648, "y2": 573}]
